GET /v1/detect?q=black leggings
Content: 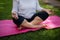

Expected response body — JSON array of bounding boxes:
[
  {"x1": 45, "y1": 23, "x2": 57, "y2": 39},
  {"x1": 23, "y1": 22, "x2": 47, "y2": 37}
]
[{"x1": 12, "y1": 11, "x2": 49, "y2": 27}]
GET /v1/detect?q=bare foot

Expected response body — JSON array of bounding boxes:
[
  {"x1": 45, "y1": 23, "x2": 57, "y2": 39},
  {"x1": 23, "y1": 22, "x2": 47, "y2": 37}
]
[
  {"x1": 33, "y1": 24, "x2": 47, "y2": 29},
  {"x1": 40, "y1": 24, "x2": 47, "y2": 28},
  {"x1": 17, "y1": 26, "x2": 24, "y2": 30}
]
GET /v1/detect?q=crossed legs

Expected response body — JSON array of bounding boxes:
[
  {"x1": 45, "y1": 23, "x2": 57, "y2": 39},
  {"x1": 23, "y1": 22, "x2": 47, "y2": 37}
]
[
  {"x1": 18, "y1": 16, "x2": 46, "y2": 29},
  {"x1": 13, "y1": 11, "x2": 49, "y2": 30}
]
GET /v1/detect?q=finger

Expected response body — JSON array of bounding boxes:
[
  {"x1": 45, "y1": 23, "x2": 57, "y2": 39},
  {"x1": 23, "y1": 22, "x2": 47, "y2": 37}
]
[{"x1": 15, "y1": 16, "x2": 19, "y2": 20}]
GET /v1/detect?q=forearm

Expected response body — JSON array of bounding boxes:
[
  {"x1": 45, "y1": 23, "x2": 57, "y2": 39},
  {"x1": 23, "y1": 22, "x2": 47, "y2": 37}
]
[{"x1": 12, "y1": 0, "x2": 18, "y2": 14}]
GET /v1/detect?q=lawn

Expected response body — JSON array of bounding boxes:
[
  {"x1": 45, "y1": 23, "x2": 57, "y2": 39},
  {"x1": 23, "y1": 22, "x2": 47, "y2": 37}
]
[{"x1": 0, "y1": 0, "x2": 60, "y2": 40}]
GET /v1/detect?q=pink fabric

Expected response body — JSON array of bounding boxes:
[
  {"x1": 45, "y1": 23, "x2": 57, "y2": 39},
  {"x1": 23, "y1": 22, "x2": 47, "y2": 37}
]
[
  {"x1": 42, "y1": 15, "x2": 60, "y2": 29},
  {"x1": 0, "y1": 15, "x2": 60, "y2": 37}
]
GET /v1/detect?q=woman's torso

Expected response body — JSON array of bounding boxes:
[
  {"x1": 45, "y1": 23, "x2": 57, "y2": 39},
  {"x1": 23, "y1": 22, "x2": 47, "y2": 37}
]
[{"x1": 17, "y1": 0, "x2": 37, "y2": 19}]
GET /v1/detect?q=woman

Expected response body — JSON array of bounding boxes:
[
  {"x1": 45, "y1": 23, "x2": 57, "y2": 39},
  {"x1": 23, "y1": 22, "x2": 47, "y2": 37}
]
[{"x1": 12, "y1": 0, "x2": 52, "y2": 29}]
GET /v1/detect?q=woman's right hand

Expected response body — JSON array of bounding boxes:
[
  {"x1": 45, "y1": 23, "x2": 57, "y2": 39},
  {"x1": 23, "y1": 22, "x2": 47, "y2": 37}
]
[{"x1": 12, "y1": 12, "x2": 19, "y2": 20}]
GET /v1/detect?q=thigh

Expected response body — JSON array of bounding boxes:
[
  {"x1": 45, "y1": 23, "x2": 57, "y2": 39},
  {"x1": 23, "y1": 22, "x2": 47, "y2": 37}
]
[
  {"x1": 36, "y1": 11, "x2": 49, "y2": 21},
  {"x1": 26, "y1": 11, "x2": 49, "y2": 22}
]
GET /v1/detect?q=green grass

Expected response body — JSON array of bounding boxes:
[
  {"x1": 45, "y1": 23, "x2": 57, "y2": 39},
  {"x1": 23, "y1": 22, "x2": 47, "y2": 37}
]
[
  {"x1": 0, "y1": 0, "x2": 60, "y2": 40},
  {"x1": 0, "y1": 0, "x2": 12, "y2": 20},
  {"x1": 0, "y1": 29, "x2": 60, "y2": 40}
]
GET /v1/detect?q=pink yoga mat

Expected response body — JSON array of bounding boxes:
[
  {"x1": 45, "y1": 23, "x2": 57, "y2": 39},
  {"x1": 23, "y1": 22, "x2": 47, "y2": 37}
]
[{"x1": 0, "y1": 15, "x2": 60, "y2": 37}]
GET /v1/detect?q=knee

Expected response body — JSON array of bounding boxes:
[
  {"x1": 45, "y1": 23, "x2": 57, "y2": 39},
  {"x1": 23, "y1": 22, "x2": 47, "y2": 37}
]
[
  {"x1": 21, "y1": 19, "x2": 28, "y2": 25},
  {"x1": 35, "y1": 16, "x2": 41, "y2": 20}
]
